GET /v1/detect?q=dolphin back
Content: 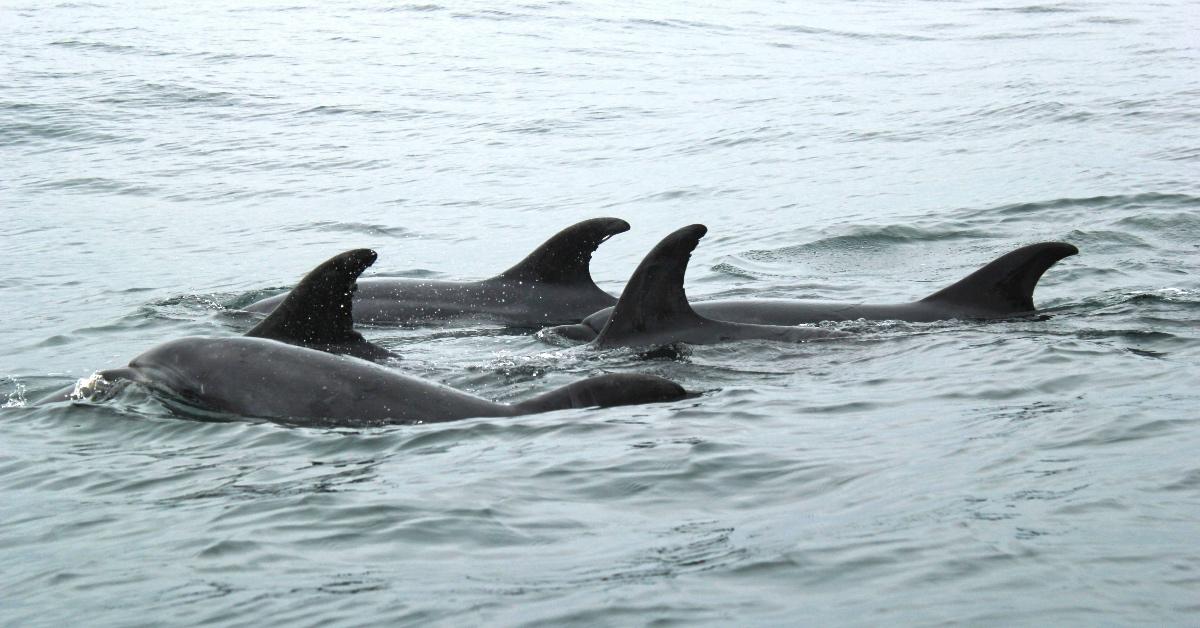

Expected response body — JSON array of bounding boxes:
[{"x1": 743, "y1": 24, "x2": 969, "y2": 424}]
[
  {"x1": 920, "y1": 242, "x2": 1078, "y2": 315},
  {"x1": 514, "y1": 373, "x2": 688, "y2": 414}
]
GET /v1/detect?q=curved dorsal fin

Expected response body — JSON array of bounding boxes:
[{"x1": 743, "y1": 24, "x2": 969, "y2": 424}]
[
  {"x1": 495, "y1": 217, "x2": 630, "y2": 286},
  {"x1": 246, "y1": 249, "x2": 377, "y2": 346},
  {"x1": 593, "y1": 224, "x2": 709, "y2": 347},
  {"x1": 920, "y1": 242, "x2": 1078, "y2": 314}
]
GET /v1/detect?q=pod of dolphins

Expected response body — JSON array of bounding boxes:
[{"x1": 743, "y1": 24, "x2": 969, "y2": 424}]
[{"x1": 41, "y1": 218, "x2": 1078, "y2": 426}]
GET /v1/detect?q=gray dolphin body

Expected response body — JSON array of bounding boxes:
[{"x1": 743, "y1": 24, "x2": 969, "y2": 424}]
[
  {"x1": 553, "y1": 228, "x2": 1079, "y2": 344},
  {"x1": 94, "y1": 337, "x2": 686, "y2": 425},
  {"x1": 39, "y1": 248, "x2": 688, "y2": 424},
  {"x1": 245, "y1": 218, "x2": 630, "y2": 327},
  {"x1": 587, "y1": 225, "x2": 852, "y2": 348}
]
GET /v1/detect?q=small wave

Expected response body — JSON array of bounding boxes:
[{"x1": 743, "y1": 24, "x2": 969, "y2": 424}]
[
  {"x1": 774, "y1": 24, "x2": 935, "y2": 42},
  {"x1": 974, "y1": 29, "x2": 1092, "y2": 41},
  {"x1": 1160, "y1": 468, "x2": 1200, "y2": 492},
  {"x1": 50, "y1": 39, "x2": 174, "y2": 57},
  {"x1": 919, "y1": 100, "x2": 1098, "y2": 137},
  {"x1": 740, "y1": 225, "x2": 990, "y2": 266},
  {"x1": 709, "y1": 258, "x2": 832, "y2": 281},
  {"x1": 843, "y1": 128, "x2": 926, "y2": 143},
  {"x1": 1114, "y1": 213, "x2": 1200, "y2": 239},
  {"x1": 626, "y1": 18, "x2": 734, "y2": 32},
  {"x1": 969, "y1": 192, "x2": 1198, "y2": 221},
  {"x1": 1118, "y1": 288, "x2": 1200, "y2": 305},
  {"x1": 282, "y1": 221, "x2": 414, "y2": 238},
  {"x1": 628, "y1": 18, "x2": 682, "y2": 29},
  {"x1": 188, "y1": 51, "x2": 281, "y2": 63},
  {"x1": 968, "y1": 100, "x2": 1070, "y2": 121},
  {"x1": 1053, "y1": 417, "x2": 1192, "y2": 449},
  {"x1": 78, "y1": 26, "x2": 143, "y2": 35},
  {"x1": 452, "y1": 9, "x2": 523, "y2": 21},
  {"x1": 0, "y1": 120, "x2": 131, "y2": 148},
  {"x1": 92, "y1": 81, "x2": 246, "y2": 110},
  {"x1": 353, "y1": 3, "x2": 445, "y2": 12},
  {"x1": 632, "y1": 188, "x2": 708, "y2": 203},
  {"x1": 1060, "y1": 229, "x2": 1151, "y2": 250},
  {"x1": 1073, "y1": 289, "x2": 1200, "y2": 319},
  {"x1": 697, "y1": 128, "x2": 794, "y2": 150},
  {"x1": 1082, "y1": 16, "x2": 1139, "y2": 25},
  {"x1": 0, "y1": 102, "x2": 45, "y2": 112},
  {"x1": 501, "y1": 119, "x2": 564, "y2": 134},
  {"x1": 982, "y1": 4, "x2": 1083, "y2": 14},
  {"x1": 295, "y1": 105, "x2": 386, "y2": 117},
  {"x1": 27, "y1": 176, "x2": 157, "y2": 196},
  {"x1": 709, "y1": 261, "x2": 766, "y2": 280},
  {"x1": 227, "y1": 5, "x2": 309, "y2": 12},
  {"x1": 1146, "y1": 146, "x2": 1200, "y2": 163}
]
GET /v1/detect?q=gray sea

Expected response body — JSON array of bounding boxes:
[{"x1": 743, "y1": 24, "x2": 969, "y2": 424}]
[{"x1": 2, "y1": 0, "x2": 1198, "y2": 625}]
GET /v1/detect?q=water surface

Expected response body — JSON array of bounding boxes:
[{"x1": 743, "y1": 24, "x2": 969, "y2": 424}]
[{"x1": 2, "y1": 0, "x2": 1198, "y2": 625}]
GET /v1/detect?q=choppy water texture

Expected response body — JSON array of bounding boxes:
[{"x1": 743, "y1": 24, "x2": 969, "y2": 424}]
[{"x1": 3, "y1": 0, "x2": 1199, "y2": 625}]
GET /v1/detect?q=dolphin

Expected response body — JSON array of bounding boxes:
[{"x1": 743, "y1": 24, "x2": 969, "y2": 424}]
[
  {"x1": 244, "y1": 217, "x2": 631, "y2": 327},
  {"x1": 552, "y1": 226, "x2": 1079, "y2": 344},
  {"x1": 39, "y1": 249, "x2": 689, "y2": 424},
  {"x1": 588, "y1": 225, "x2": 851, "y2": 348},
  {"x1": 88, "y1": 337, "x2": 687, "y2": 425}
]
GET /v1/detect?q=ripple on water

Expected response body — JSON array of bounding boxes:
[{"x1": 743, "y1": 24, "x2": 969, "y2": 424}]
[{"x1": 281, "y1": 221, "x2": 415, "y2": 238}]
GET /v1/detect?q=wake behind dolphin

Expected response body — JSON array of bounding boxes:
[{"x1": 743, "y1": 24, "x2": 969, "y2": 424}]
[
  {"x1": 245, "y1": 217, "x2": 631, "y2": 327},
  {"x1": 554, "y1": 228, "x2": 1078, "y2": 344}
]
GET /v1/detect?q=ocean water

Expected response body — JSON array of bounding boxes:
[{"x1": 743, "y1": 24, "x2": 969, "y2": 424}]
[{"x1": 2, "y1": 0, "x2": 1198, "y2": 625}]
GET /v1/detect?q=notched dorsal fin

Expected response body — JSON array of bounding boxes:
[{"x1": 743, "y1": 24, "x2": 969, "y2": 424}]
[
  {"x1": 593, "y1": 224, "x2": 708, "y2": 347},
  {"x1": 495, "y1": 217, "x2": 630, "y2": 286},
  {"x1": 246, "y1": 249, "x2": 377, "y2": 346},
  {"x1": 920, "y1": 242, "x2": 1078, "y2": 314}
]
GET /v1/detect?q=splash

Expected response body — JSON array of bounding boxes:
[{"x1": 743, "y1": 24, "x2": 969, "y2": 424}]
[
  {"x1": 2, "y1": 381, "x2": 27, "y2": 408},
  {"x1": 68, "y1": 372, "x2": 122, "y2": 401}
]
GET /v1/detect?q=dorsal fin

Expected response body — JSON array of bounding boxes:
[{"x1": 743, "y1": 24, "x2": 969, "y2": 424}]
[
  {"x1": 593, "y1": 224, "x2": 709, "y2": 347},
  {"x1": 246, "y1": 249, "x2": 377, "y2": 347},
  {"x1": 495, "y1": 217, "x2": 630, "y2": 285},
  {"x1": 920, "y1": 242, "x2": 1078, "y2": 314}
]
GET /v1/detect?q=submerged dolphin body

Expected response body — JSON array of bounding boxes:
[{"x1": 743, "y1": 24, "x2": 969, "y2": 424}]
[
  {"x1": 40, "y1": 249, "x2": 689, "y2": 424},
  {"x1": 553, "y1": 228, "x2": 1079, "y2": 344},
  {"x1": 245, "y1": 218, "x2": 631, "y2": 327},
  {"x1": 588, "y1": 225, "x2": 851, "y2": 348}
]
